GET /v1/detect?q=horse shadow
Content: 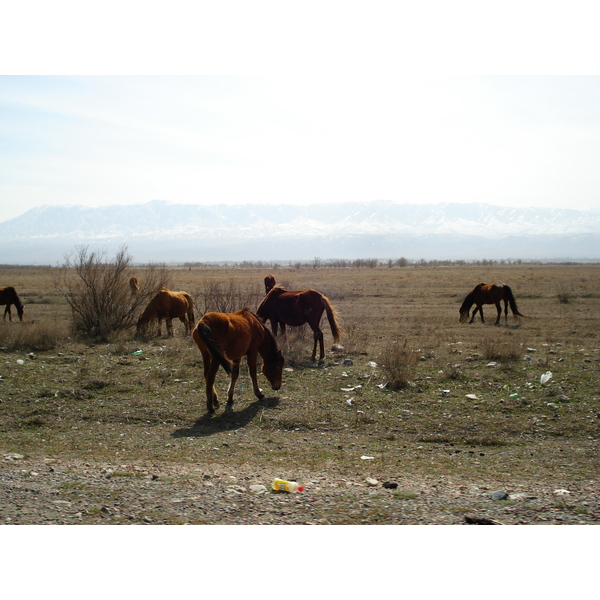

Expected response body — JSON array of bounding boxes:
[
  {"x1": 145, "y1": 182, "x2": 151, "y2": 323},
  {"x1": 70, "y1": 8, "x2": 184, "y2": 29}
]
[{"x1": 171, "y1": 396, "x2": 280, "y2": 438}]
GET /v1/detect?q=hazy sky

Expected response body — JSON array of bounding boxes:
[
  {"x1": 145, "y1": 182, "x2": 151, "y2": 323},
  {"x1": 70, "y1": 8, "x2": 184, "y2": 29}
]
[{"x1": 2, "y1": 4, "x2": 600, "y2": 223}]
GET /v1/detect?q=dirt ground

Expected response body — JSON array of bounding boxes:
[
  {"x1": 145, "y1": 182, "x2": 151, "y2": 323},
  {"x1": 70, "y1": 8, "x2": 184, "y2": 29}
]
[{"x1": 1, "y1": 263, "x2": 599, "y2": 526}]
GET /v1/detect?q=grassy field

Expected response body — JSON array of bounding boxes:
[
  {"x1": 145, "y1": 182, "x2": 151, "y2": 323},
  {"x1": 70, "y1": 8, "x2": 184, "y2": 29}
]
[{"x1": 0, "y1": 262, "x2": 599, "y2": 523}]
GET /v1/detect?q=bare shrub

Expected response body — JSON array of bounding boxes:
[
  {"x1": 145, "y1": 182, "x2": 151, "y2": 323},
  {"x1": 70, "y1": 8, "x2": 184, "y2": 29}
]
[
  {"x1": 378, "y1": 338, "x2": 418, "y2": 390},
  {"x1": 341, "y1": 319, "x2": 370, "y2": 354},
  {"x1": 479, "y1": 330, "x2": 522, "y2": 361},
  {"x1": 199, "y1": 279, "x2": 262, "y2": 314},
  {"x1": 556, "y1": 286, "x2": 571, "y2": 304},
  {"x1": 54, "y1": 245, "x2": 170, "y2": 340},
  {"x1": 277, "y1": 325, "x2": 310, "y2": 366}
]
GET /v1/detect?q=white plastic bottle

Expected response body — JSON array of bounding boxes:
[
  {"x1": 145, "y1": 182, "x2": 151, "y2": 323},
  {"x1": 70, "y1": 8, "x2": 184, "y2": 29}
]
[{"x1": 272, "y1": 478, "x2": 304, "y2": 493}]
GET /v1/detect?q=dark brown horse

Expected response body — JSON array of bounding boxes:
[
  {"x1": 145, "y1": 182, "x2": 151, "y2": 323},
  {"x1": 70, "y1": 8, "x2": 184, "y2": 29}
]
[
  {"x1": 256, "y1": 286, "x2": 342, "y2": 361},
  {"x1": 192, "y1": 308, "x2": 284, "y2": 413},
  {"x1": 264, "y1": 274, "x2": 276, "y2": 294},
  {"x1": 0, "y1": 286, "x2": 24, "y2": 322},
  {"x1": 136, "y1": 289, "x2": 195, "y2": 337},
  {"x1": 459, "y1": 282, "x2": 526, "y2": 325}
]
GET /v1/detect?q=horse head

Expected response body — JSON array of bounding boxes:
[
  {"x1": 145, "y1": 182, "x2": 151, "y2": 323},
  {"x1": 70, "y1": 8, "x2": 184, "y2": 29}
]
[
  {"x1": 459, "y1": 293, "x2": 474, "y2": 323},
  {"x1": 262, "y1": 348, "x2": 284, "y2": 390}
]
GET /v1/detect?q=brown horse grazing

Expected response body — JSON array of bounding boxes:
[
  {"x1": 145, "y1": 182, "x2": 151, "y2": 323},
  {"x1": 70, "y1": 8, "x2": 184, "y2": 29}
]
[
  {"x1": 256, "y1": 286, "x2": 342, "y2": 361},
  {"x1": 129, "y1": 277, "x2": 139, "y2": 296},
  {"x1": 136, "y1": 289, "x2": 195, "y2": 337},
  {"x1": 264, "y1": 274, "x2": 276, "y2": 294},
  {"x1": 1, "y1": 286, "x2": 24, "y2": 322},
  {"x1": 459, "y1": 282, "x2": 526, "y2": 325},
  {"x1": 192, "y1": 309, "x2": 284, "y2": 413}
]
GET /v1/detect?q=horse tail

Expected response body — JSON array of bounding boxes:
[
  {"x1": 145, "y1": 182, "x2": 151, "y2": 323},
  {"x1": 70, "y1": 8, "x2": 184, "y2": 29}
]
[
  {"x1": 184, "y1": 294, "x2": 195, "y2": 331},
  {"x1": 193, "y1": 323, "x2": 232, "y2": 374},
  {"x1": 322, "y1": 295, "x2": 342, "y2": 343},
  {"x1": 505, "y1": 285, "x2": 526, "y2": 318}
]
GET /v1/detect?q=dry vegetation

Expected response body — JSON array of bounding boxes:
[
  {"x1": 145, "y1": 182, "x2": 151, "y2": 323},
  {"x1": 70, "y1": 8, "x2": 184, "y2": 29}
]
[{"x1": 0, "y1": 262, "x2": 599, "y2": 524}]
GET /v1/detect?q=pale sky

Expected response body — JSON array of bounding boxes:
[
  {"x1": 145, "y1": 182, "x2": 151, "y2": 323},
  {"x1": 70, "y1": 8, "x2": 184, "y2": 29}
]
[{"x1": 2, "y1": 4, "x2": 600, "y2": 223}]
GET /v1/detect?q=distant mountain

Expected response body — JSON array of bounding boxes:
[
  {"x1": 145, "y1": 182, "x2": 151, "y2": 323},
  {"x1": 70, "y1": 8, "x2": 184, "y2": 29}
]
[{"x1": 0, "y1": 200, "x2": 598, "y2": 265}]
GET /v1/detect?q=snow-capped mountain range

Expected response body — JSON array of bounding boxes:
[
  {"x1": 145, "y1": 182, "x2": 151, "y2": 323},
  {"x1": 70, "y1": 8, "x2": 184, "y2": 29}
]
[{"x1": 0, "y1": 200, "x2": 598, "y2": 265}]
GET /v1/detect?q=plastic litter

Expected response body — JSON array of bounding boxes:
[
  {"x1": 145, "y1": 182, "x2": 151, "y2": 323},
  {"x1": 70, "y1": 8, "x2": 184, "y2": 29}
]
[
  {"x1": 272, "y1": 479, "x2": 304, "y2": 493},
  {"x1": 540, "y1": 371, "x2": 553, "y2": 385},
  {"x1": 131, "y1": 350, "x2": 143, "y2": 356}
]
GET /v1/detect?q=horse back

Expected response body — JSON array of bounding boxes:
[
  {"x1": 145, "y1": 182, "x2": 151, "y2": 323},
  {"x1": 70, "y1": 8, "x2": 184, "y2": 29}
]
[
  {"x1": 197, "y1": 309, "x2": 263, "y2": 360},
  {"x1": 264, "y1": 288, "x2": 324, "y2": 325}
]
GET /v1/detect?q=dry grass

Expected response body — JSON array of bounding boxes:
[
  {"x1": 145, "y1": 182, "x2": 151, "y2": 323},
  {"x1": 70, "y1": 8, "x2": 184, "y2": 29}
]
[{"x1": 1, "y1": 262, "x2": 599, "y2": 488}]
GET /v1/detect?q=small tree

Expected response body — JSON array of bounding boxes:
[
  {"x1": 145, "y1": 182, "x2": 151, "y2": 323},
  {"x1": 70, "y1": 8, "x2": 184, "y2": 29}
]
[{"x1": 54, "y1": 245, "x2": 171, "y2": 340}]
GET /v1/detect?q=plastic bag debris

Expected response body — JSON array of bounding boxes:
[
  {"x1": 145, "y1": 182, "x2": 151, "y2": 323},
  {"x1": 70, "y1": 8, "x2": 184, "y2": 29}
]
[{"x1": 540, "y1": 371, "x2": 553, "y2": 385}]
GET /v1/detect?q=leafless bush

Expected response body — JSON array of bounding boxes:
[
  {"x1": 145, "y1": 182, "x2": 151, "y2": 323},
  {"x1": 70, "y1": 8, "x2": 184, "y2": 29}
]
[
  {"x1": 54, "y1": 245, "x2": 170, "y2": 340},
  {"x1": 378, "y1": 338, "x2": 418, "y2": 390},
  {"x1": 199, "y1": 279, "x2": 262, "y2": 314},
  {"x1": 556, "y1": 285, "x2": 572, "y2": 304},
  {"x1": 478, "y1": 330, "x2": 522, "y2": 361},
  {"x1": 341, "y1": 319, "x2": 370, "y2": 354},
  {"x1": 278, "y1": 325, "x2": 310, "y2": 366}
]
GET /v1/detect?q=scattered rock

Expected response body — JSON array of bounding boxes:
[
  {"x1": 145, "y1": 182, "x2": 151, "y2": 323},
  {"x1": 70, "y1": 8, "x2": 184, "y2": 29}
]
[
  {"x1": 465, "y1": 515, "x2": 504, "y2": 525},
  {"x1": 3, "y1": 453, "x2": 24, "y2": 461},
  {"x1": 365, "y1": 477, "x2": 379, "y2": 486},
  {"x1": 490, "y1": 490, "x2": 509, "y2": 501},
  {"x1": 383, "y1": 482, "x2": 398, "y2": 489},
  {"x1": 249, "y1": 484, "x2": 268, "y2": 494}
]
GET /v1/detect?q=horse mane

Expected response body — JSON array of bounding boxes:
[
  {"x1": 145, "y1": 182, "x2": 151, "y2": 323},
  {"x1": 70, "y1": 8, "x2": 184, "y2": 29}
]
[{"x1": 459, "y1": 289, "x2": 476, "y2": 313}]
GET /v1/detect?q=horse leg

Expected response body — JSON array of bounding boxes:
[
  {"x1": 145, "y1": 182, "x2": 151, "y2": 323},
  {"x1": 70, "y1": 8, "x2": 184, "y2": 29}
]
[
  {"x1": 226, "y1": 360, "x2": 241, "y2": 406},
  {"x1": 494, "y1": 302, "x2": 501, "y2": 326},
  {"x1": 469, "y1": 306, "x2": 480, "y2": 324},
  {"x1": 309, "y1": 326, "x2": 324, "y2": 361},
  {"x1": 246, "y1": 351, "x2": 265, "y2": 400},
  {"x1": 503, "y1": 299, "x2": 509, "y2": 323},
  {"x1": 317, "y1": 328, "x2": 325, "y2": 361},
  {"x1": 3, "y1": 305, "x2": 11, "y2": 321},
  {"x1": 166, "y1": 318, "x2": 174, "y2": 337},
  {"x1": 178, "y1": 316, "x2": 187, "y2": 334},
  {"x1": 157, "y1": 318, "x2": 162, "y2": 337},
  {"x1": 203, "y1": 358, "x2": 220, "y2": 413}
]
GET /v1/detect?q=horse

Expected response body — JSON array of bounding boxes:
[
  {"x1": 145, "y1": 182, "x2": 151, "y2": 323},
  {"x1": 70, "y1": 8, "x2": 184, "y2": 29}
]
[
  {"x1": 129, "y1": 277, "x2": 139, "y2": 296},
  {"x1": 0, "y1": 286, "x2": 24, "y2": 322},
  {"x1": 192, "y1": 308, "x2": 284, "y2": 413},
  {"x1": 459, "y1": 282, "x2": 526, "y2": 325},
  {"x1": 256, "y1": 285, "x2": 342, "y2": 361},
  {"x1": 264, "y1": 274, "x2": 276, "y2": 294},
  {"x1": 136, "y1": 289, "x2": 195, "y2": 337}
]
